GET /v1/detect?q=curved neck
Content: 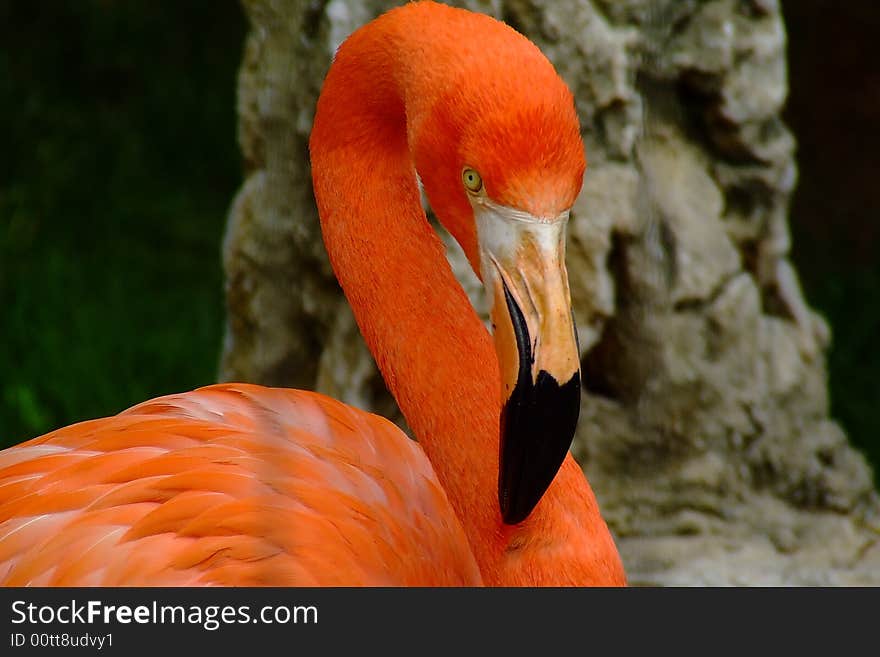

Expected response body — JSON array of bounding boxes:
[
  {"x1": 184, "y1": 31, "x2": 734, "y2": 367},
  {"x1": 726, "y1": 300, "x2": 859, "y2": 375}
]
[
  {"x1": 309, "y1": 5, "x2": 623, "y2": 585},
  {"x1": 312, "y1": 105, "x2": 506, "y2": 574}
]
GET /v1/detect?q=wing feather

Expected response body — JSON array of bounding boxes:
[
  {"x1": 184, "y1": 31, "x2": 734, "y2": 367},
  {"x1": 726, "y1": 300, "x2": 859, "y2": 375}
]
[{"x1": 0, "y1": 384, "x2": 481, "y2": 586}]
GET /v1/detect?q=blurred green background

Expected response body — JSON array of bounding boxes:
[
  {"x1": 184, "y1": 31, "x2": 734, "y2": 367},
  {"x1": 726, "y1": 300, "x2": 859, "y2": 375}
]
[
  {"x1": 783, "y1": 0, "x2": 880, "y2": 483},
  {"x1": 0, "y1": 1, "x2": 244, "y2": 444},
  {"x1": 0, "y1": 2, "x2": 877, "y2": 485}
]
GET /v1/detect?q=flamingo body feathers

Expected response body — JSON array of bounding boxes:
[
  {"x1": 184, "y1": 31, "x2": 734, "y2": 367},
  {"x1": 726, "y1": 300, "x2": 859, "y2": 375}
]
[{"x1": 0, "y1": 384, "x2": 481, "y2": 585}]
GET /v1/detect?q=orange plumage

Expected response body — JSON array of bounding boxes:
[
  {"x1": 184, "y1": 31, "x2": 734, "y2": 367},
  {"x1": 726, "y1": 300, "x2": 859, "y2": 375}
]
[
  {"x1": 1, "y1": 385, "x2": 479, "y2": 585},
  {"x1": 0, "y1": 2, "x2": 625, "y2": 587}
]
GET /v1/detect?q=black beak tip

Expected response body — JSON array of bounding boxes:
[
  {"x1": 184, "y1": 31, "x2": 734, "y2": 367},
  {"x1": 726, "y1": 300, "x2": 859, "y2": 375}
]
[
  {"x1": 500, "y1": 491, "x2": 534, "y2": 526},
  {"x1": 498, "y1": 370, "x2": 581, "y2": 525}
]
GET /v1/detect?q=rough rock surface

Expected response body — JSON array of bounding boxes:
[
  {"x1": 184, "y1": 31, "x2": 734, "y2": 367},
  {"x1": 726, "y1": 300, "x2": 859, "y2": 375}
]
[{"x1": 221, "y1": 0, "x2": 880, "y2": 585}]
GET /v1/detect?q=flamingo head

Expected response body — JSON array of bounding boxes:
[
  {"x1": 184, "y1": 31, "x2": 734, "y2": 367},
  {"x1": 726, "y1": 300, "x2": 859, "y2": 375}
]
[{"x1": 413, "y1": 46, "x2": 586, "y2": 525}]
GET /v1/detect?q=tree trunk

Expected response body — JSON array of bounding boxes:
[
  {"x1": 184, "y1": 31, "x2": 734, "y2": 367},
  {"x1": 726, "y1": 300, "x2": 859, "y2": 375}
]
[{"x1": 220, "y1": 0, "x2": 880, "y2": 585}]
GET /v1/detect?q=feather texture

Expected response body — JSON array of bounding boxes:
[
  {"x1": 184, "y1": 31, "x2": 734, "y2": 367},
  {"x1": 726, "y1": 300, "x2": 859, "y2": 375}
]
[{"x1": 0, "y1": 384, "x2": 481, "y2": 586}]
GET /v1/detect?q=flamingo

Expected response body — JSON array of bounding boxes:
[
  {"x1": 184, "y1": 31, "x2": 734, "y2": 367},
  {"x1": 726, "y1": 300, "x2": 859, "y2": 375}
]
[{"x1": 0, "y1": 1, "x2": 625, "y2": 587}]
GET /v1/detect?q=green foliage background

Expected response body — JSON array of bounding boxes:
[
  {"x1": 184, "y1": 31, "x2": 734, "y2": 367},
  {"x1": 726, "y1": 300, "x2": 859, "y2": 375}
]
[
  {"x1": 0, "y1": 2, "x2": 244, "y2": 444},
  {"x1": 0, "y1": 2, "x2": 877, "y2": 484},
  {"x1": 784, "y1": 0, "x2": 880, "y2": 484}
]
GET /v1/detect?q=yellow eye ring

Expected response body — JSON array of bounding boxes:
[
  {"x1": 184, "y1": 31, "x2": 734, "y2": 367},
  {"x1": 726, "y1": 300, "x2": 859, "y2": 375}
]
[{"x1": 462, "y1": 168, "x2": 483, "y2": 193}]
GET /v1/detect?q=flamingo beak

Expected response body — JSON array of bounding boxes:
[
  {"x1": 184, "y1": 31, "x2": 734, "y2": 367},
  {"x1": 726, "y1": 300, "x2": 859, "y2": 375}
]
[{"x1": 474, "y1": 202, "x2": 581, "y2": 525}]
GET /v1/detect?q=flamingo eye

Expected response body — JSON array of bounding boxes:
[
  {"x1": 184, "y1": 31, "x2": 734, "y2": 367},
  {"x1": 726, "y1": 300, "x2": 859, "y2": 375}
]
[{"x1": 462, "y1": 168, "x2": 483, "y2": 193}]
